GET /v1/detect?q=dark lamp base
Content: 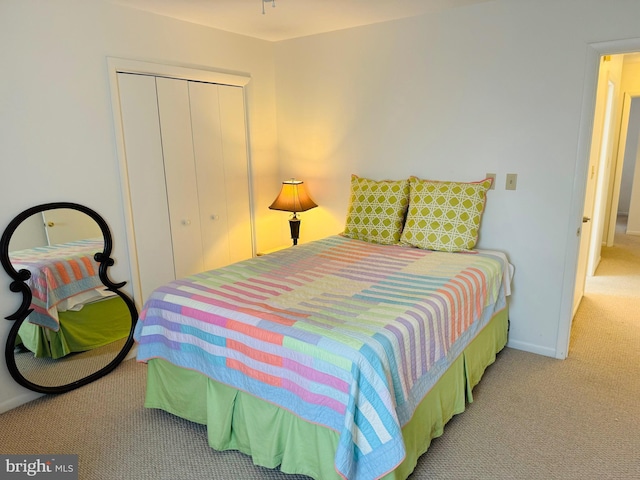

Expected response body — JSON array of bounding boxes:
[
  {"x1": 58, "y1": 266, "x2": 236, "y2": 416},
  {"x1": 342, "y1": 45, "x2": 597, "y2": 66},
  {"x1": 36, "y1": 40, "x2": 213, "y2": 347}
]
[{"x1": 288, "y1": 217, "x2": 301, "y2": 246}]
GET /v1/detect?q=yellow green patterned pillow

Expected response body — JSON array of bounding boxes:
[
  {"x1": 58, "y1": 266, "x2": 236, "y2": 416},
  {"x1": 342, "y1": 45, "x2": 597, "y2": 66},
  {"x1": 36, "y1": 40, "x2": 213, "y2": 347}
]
[
  {"x1": 400, "y1": 177, "x2": 492, "y2": 252},
  {"x1": 343, "y1": 175, "x2": 410, "y2": 245}
]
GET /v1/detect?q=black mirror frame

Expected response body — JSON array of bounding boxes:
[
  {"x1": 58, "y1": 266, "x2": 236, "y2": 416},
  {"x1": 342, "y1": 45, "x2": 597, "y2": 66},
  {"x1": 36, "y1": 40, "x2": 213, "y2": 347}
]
[{"x1": 0, "y1": 202, "x2": 138, "y2": 394}]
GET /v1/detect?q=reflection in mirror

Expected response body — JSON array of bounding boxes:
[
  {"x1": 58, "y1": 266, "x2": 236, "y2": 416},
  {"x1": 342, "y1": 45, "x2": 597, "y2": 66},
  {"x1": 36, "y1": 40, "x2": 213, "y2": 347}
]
[
  {"x1": 1, "y1": 203, "x2": 137, "y2": 394},
  {"x1": 13, "y1": 318, "x2": 129, "y2": 388},
  {"x1": 9, "y1": 209, "x2": 102, "y2": 251}
]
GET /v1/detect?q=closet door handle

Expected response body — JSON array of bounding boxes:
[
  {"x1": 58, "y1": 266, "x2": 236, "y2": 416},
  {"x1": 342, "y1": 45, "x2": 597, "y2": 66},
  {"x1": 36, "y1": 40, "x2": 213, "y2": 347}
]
[
  {"x1": 210, "y1": 214, "x2": 220, "y2": 221},
  {"x1": 182, "y1": 219, "x2": 191, "y2": 226}
]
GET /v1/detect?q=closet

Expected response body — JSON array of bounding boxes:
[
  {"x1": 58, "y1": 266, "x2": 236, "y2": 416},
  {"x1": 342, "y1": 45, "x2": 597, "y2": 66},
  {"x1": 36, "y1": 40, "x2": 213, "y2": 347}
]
[{"x1": 116, "y1": 72, "x2": 253, "y2": 303}]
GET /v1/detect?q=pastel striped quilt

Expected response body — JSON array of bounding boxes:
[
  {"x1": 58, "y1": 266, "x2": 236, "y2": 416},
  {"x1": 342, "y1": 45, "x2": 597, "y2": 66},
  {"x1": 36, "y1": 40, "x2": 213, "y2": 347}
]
[
  {"x1": 9, "y1": 239, "x2": 105, "y2": 331},
  {"x1": 135, "y1": 235, "x2": 508, "y2": 480}
]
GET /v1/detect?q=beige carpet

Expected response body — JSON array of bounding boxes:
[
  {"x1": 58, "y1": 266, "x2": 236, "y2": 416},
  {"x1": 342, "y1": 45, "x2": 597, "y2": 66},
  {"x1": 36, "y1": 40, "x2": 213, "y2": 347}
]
[
  {"x1": 580, "y1": 215, "x2": 640, "y2": 297},
  {"x1": 1, "y1": 224, "x2": 639, "y2": 479}
]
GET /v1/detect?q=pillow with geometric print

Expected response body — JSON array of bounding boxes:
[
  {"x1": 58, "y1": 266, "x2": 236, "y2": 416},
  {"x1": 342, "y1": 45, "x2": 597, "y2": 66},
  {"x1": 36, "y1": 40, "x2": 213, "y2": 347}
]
[
  {"x1": 400, "y1": 176, "x2": 493, "y2": 252},
  {"x1": 343, "y1": 174, "x2": 410, "y2": 245}
]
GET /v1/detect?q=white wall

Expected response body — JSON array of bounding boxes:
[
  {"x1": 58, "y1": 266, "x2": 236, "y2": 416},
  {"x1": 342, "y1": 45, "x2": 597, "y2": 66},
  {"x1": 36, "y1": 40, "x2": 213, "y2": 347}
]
[
  {"x1": 0, "y1": 0, "x2": 280, "y2": 412},
  {"x1": 9, "y1": 214, "x2": 48, "y2": 251},
  {"x1": 273, "y1": 0, "x2": 640, "y2": 358},
  {"x1": 618, "y1": 99, "x2": 640, "y2": 215},
  {"x1": 5, "y1": 0, "x2": 640, "y2": 412}
]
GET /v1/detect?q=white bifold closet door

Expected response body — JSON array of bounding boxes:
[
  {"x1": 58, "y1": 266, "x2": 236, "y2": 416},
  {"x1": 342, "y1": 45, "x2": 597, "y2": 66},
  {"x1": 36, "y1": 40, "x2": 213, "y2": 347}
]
[{"x1": 117, "y1": 73, "x2": 253, "y2": 303}]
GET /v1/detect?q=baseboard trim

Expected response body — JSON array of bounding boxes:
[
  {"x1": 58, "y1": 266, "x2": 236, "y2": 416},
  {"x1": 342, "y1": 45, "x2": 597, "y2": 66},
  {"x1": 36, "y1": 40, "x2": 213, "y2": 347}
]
[
  {"x1": 506, "y1": 339, "x2": 557, "y2": 358},
  {"x1": 0, "y1": 391, "x2": 43, "y2": 414}
]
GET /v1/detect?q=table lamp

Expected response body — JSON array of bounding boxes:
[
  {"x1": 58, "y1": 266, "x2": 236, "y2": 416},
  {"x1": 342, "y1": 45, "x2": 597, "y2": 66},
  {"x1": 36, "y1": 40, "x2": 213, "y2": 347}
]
[{"x1": 269, "y1": 179, "x2": 318, "y2": 246}]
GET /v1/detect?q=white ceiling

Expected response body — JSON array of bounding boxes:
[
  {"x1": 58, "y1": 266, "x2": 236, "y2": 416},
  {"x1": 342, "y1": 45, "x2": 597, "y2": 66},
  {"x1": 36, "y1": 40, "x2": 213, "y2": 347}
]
[{"x1": 107, "y1": 0, "x2": 494, "y2": 41}]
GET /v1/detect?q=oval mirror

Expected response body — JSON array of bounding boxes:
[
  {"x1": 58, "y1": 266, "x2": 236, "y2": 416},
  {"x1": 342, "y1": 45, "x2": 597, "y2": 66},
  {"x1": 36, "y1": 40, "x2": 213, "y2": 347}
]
[{"x1": 1, "y1": 202, "x2": 137, "y2": 394}]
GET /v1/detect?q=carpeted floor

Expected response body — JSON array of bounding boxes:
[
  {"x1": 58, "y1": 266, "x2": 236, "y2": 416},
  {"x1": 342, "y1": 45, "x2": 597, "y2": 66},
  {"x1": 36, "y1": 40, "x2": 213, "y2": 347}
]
[{"x1": 1, "y1": 221, "x2": 639, "y2": 479}]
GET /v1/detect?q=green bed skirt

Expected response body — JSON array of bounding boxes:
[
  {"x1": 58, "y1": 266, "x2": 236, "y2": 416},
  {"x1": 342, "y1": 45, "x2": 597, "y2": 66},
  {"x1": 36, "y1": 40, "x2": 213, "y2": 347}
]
[
  {"x1": 144, "y1": 308, "x2": 508, "y2": 480},
  {"x1": 17, "y1": 296, "x2": 132, "y2": 359}
]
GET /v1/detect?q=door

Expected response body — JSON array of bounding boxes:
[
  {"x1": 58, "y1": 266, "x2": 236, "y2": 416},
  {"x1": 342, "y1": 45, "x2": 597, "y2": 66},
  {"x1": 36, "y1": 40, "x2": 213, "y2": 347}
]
[
  {"x1": 116, "y1": 72, "x2": 253, "y2": 304},
  {"x1": 587, "y1": 80, "x2": 616, "y2": 275},
  {"x1": 216, "y1": 87, "x2": 253, "y2": 265},
  {"x1": 116, "y1": 73, "x2": 176, "y2": 302},
  {"x1": 573, "y1": 64, "x2": 616, "y2": 316},
  {"x1": 573, "y1": 215, "x2": 593, "y2": 316},
  {"x1": 190, "y1": 82, "x2": 253, "y2": 270},
  {"x1": 156, "y1": 77, "x2": 206, "y2": 279},
  {"x1": 42, "y1": 209, "x2": 102, "y2": 245}
]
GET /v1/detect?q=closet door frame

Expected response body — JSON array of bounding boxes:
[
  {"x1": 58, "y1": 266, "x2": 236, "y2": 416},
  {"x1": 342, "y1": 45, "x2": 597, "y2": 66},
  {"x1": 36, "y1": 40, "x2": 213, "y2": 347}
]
[{"x1": 107, "y1": 57, "x2": 255, "y2": 309}]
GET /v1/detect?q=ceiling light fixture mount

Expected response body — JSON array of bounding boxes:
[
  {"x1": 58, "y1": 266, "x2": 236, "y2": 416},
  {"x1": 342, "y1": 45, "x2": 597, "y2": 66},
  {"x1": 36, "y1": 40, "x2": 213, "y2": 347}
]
[{"x1": 262, "y1": 0, "x2": 276, "y2": 15}]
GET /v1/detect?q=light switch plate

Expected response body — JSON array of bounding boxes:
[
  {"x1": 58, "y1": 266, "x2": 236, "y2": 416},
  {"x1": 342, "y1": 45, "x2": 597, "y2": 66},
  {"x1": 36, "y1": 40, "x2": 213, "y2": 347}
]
[
  {"x1": 486, "y1": 173, "x2": 496, "y2": 190},
  {"x1": 506, "y1": 173, "x2": 517, "y2": 190}
]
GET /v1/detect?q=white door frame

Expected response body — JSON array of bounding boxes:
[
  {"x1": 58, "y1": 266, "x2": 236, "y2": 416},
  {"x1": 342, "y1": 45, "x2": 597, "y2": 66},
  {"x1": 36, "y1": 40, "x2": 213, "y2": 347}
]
[
  {"x1": 557, "y1": 38, "x2": 640, "y2": 359},
  {"x1": 106, "y1": 57, "x2": 254, "y2": 309}
]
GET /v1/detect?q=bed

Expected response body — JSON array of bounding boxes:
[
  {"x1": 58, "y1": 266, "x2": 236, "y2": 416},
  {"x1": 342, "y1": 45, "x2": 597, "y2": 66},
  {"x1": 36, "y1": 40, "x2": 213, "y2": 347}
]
[
  {"x1": 10, "y1": 238, "x2": 131, "y2": 358},
  {"x1": 134, "y1": 174, "x2": 509, "y2": 479},
  {"x1": 135, "y1": 234, "x2": 511, "y2": 479}
]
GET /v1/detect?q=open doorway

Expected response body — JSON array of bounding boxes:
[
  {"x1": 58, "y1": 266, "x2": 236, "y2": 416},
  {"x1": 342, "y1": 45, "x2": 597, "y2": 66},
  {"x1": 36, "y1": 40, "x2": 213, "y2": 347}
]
[
  {"x1": 573, "y1": 52, "x2": 640, "y2": 319},
  {"x1": 558, "y1": 40, "x2": 640, "y2": 360},
  {"x1": 572, "y1": 55, "x2": 621, "y2": 318}
]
